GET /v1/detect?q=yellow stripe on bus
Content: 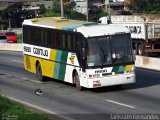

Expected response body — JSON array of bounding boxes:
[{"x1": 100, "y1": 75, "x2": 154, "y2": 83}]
[
  {"x1": 24, "y1": 55, "x2": 55, "y2": 78},
  {"x1": 125, "y1": 65, "x2": 132, "y2": 71},
  {"x1": 56, "y1": 26, "x2": 62, "y2": 29},
  {"x1": 50, "y1": 49, "x2": 57, "y2": 60}
]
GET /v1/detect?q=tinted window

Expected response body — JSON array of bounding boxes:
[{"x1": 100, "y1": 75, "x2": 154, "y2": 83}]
[
  {"x1": 0, "y1": 36, "x2": 7, "y2": 39},
  {"x1": 87, "y1": 37, "x2": 112, "y2": 67},
  {"x1": 23, "y1": 25, "x2": 82, "y2": 52},
  {"x1": 111, "y1": 34, "x2": 133, "y2": 64}
]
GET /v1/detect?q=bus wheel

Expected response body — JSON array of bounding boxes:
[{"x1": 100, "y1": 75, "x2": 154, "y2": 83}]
[
  {"x1": 36, "y1": 63, "x2": 45, "y2": 81},
  {"x1": 73, "y1": 72, "x2": 83, "y2": 91}
]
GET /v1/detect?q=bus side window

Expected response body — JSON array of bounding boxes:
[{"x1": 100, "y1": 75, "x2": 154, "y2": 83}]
[
  {"x1": 67, "y1": 34, "x2": 72, "y2": 50},
  {"x1": 56, "y1": 31, "x2": 61, "y2": 48},
  {"x1": 23, "y1": 26, "x2": 27, "y2": 43},
  {"x1": 44, "y1": 31, "x2": 48, "y2": 46},
  {"x1": 28, "y1": 30, "x2": 32, "y2": 43},
  {"x1": 39, "y1": 31, "x2": 44, "y2": 44},
  {"x1": 72, "y1": 35, "x2": 76, "y2": 50},
  {"x1": 47, "y1": 31, "x2": 51, "y2": 47},
  {"x1": 34, "y1": 30, "x2": 39, "y2": 45},
  {"x1": 35, "y1": 29, "x2": 41, "y2": 45},
  {"x1": 60, "y1": 33, "x2": 67, "y2": 50},
  {"x1": 51, "y1": 31, "x2": 56, "y2": 48}
]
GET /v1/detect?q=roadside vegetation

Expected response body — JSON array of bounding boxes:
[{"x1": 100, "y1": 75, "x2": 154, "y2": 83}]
[
  {"x1": 17, "y1": 34, "x2": 22, "y2": 43},
  {"x1": 0, "y1": 95, "x2": 51, "y2": 120},
  {"x1": 127, "y1": 0, "x2": 160, "y2": 14},
  {"x1": 0, "y1": 0, "x2": 108, "y2": 30},
  {"x1": 49, "y1": 0, "x2": 107, "y2": 22}
]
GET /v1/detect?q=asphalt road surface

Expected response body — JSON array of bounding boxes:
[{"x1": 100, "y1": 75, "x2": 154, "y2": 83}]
[{"x1": 0, "y1": 51, "x2": 160, "y2": 120}]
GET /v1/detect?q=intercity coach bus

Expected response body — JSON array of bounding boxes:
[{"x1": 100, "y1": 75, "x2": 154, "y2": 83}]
[{"x1": 22, "y1": 17, "x2": 135, "y2": 90}]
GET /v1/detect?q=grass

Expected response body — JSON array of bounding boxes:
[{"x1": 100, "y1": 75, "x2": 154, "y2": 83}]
[{"x1": 0, "y1": 95, "x2": 51, "y2": 120}]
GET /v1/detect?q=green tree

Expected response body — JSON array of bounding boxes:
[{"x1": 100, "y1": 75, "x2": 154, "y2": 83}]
[
  {"x1": 39, "y1": 4, "x2": 46, "y2": 14},
  {"x1": 1, "y1": 3, "x2": 35, "y2": 28},
  {"x1": 52, "y1": 0, "x2": 61, "y2": 13},
  {"x1": 128, "y1": 0, "x2": 160, "y2": 14},
  {"x1": 51, "y1": 0, "x2": 86, "y2": 20},
  {"x1": 88, "y1": 5, "x2": 108, "y2": 22}
]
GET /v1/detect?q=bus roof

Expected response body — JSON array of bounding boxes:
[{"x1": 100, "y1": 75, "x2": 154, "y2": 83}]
[{"x1": 23, "y1": 17, "x2": 130, "y2": 37}]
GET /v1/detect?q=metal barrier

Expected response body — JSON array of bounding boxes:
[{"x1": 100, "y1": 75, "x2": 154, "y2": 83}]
[{"x1": 0, "y1": 43, "x2": 160, "y2": 71}]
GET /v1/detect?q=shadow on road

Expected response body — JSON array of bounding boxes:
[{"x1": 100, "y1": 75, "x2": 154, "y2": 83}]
[
  {"x1": 40, "y1": 68, "x2": 160, "y2": 93},
  {"x1": 87, "y1": 68, "x2": 160, "y2": 93}
]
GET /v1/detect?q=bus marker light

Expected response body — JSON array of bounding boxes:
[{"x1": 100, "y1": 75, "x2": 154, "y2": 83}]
[{"x1": 89, "y1": 74, "x2": 93, "y2": 78}]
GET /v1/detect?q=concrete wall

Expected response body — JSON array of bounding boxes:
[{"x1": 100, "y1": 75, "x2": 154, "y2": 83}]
[
  {"x1": 0, "y1": 43, "x2": 160, "y2": 71},
  {"x1": 135, "y1": 56, "x2": 160, "y2": 71},
  {"x1": 0, "y1": 43, "x2": 22, "y2": 52},
  {"x1": 0, "y1": 28, "x2": 22, "y2": 35}
]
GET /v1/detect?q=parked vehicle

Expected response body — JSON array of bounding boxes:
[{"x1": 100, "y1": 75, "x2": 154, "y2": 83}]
[
  {"x1": 1, "y1": 32, "x2": 17, "y2": 43},
  {"x1": 0, "y1": 35, "x2": 8, "y2": 43},
  {"x1": 99, "y1": 15, "x2": 160, "y2": 56}
]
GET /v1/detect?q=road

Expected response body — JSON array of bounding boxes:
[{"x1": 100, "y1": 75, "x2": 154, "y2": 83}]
[{"x1": 0, "y1": 51, "x2": 160, "y2": 120}]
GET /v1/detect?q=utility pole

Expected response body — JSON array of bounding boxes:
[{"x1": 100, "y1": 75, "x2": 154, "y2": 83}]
[
  {"x1": 8, "y1": 13, "x2": 11, "y2": 31},
  {"x1": 60, "y1": 0, "x2": 64, "y2": 17},
  {"x1": 86, "y1": 0, "x2": 88, "y2": 22}
]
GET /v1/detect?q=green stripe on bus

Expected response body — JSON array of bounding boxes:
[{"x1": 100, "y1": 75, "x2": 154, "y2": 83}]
[
  {"x1": 61, "y1": 51, "x2": 68, "y2": 63},
  {"x1": 58, "y1": 51, "x2": 68, "y2": 80},
  {"x1": 118, "y1": 66, "x2": 125, "y2": 72},
  {"x1": 54, "y1": 63, "x2": 60, "y2": 79},
  {"x1": 59, "y1": 63, "x2": 67, "y2": 80},
  {"x1": 112, "y1": 66, "x2": 119, "y2": 72},
  {"x1": 56, "y1": 50, "x2": 62, "y2": 62}
]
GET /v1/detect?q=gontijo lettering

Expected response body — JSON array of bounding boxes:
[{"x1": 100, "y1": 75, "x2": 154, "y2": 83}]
[
  {"x1": 23, "y1": 45, "x2": 50, "y2": 59},
  {"x1": 24, "y1": 46, "x2": 31, "y2": 53},
  {"x1": 33, "y1": 47, "x2": 48, "y2": 57}
]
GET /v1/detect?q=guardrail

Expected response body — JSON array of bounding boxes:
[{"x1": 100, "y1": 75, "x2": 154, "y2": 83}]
[
  {"x1": 0, "y1": 43, "x2": 22, "y2": 51},
  {"x1": 0, "y1": 28, "x2": 22, "y2": 34},
  {"x1": 0, "y1": 43, "x2": 160, "y2": 71},
  {"x1": 135, "y1": 56, "x2": 160, "y2": 71}
]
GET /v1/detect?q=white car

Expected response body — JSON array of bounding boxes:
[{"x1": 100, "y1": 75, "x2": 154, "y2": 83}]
[{"x1": 0, "y1": 35, "x2": 7, "y2": 43}]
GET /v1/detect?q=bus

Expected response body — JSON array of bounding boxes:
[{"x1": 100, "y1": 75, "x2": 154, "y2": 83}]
[{"x1": 22, "y1": 17, "x2": 135, "y2": 90}]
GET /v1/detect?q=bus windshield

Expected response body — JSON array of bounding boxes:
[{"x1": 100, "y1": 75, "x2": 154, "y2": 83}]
[{"x1": 86, "y1": 33, "x2": 134, "y2": 67}]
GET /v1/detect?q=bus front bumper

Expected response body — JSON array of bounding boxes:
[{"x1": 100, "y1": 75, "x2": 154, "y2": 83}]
[{"x1": 87, "y1": 73, "x2": 135, "y2": 88}]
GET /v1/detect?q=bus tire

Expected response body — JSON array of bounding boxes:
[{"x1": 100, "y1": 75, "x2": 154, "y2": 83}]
[
  {"x1": 36, "y1": 63, "x2": 45, "y2": 81},
  {"x1": 73, "y1": 72, "x2": 83, "y2": 91}
]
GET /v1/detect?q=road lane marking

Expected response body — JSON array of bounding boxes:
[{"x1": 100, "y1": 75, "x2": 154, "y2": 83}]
[
  {"x1": 22, "y1": 77, "x2": 43, "y2": 84},
  {"x1": 12, "y1": 59, "x2": 23, "y2": 64},
  {"x1": 105, "y1": 99, "x2": 136, "y2": 109},
  {"x1": 1, "y1": 95, "x2": 71, "y2": 120}
]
